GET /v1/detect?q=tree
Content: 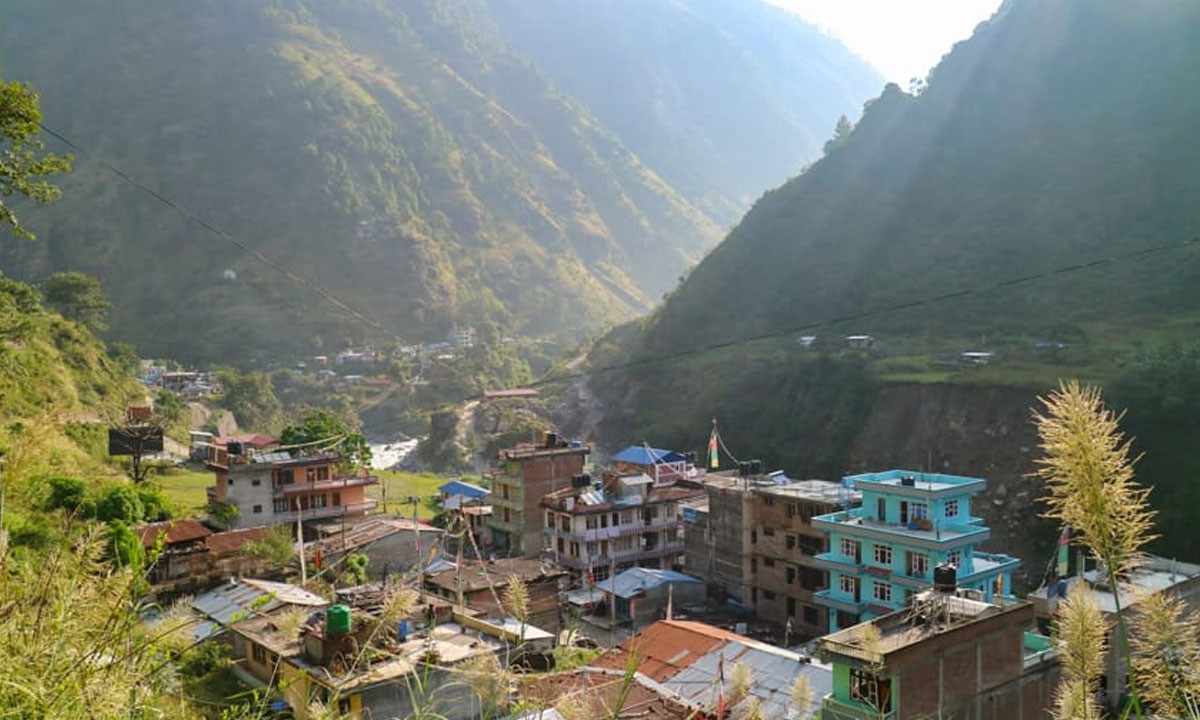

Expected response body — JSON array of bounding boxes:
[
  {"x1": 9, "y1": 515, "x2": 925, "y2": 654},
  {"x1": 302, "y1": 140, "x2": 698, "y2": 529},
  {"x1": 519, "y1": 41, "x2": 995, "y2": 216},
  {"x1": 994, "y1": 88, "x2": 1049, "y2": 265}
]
[
  {"x1": 280, "y1": 408, "x2": 371, "y2": 468},
  {"x1": 0, "y1": 70, "x2": 72, "y2": 240},
  {"x1": 217, "y1": 369, "x2": 283, "y2": 433},
  {"x1": 43, "y1": 271, "x2": 110, "y2": 332},
  {"x1": 823, "y1": 115, "x2": 854, "y2": 155}
]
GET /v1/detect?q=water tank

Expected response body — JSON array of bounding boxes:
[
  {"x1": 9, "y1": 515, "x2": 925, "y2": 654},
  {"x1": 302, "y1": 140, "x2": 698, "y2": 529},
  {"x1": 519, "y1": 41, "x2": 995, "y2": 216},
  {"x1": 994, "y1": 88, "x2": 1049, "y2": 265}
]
[
  {"x1": 544, "y1": 432, "x2": 558, "y2": 447},
  {"x1": 933, "y1": 563, "x2": 957, "y2": 593},
  {"x1": 900, "y1": 475, "x2": 916, "y2": 487},
  {"x1": 327, "y1": 604, "x2": 352, "y2": 635},
  {"x1": 227, "y1": 440, "x2": 244, "y2": 456}
]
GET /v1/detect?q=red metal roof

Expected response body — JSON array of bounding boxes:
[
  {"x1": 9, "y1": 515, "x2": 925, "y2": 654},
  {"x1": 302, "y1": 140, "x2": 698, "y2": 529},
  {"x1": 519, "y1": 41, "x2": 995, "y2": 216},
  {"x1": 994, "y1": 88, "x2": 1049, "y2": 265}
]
[
  {"x1": 592, "y1": 620, "x2": 737, "y2": 682},
  {"x1": 135, "y1": 519, "x2": 212, "y2": 548},
  {"x1": 216, "y1": 434, "x2": 278, "y2": 448}
]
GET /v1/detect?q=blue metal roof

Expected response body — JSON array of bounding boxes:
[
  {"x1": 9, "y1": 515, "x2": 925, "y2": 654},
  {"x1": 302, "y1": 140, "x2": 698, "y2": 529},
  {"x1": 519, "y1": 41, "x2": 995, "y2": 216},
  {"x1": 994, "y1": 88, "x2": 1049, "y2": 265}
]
[
  {"x1": 438, "y1": 479, "x2": 489, "y2": 499},
  {"x1": 611, "y1": 446, "x2": 684, "y2": 466},
  {"x1": 595, "y1": 567, "x2": 702, "y2": 599}
]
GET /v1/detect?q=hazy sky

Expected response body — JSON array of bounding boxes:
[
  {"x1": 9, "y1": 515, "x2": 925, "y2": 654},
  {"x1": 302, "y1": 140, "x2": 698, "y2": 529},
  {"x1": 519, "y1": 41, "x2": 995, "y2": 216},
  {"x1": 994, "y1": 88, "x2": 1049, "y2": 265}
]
[{"x1": 769, "y1": 0, "x2": 1005, "y2": 84}]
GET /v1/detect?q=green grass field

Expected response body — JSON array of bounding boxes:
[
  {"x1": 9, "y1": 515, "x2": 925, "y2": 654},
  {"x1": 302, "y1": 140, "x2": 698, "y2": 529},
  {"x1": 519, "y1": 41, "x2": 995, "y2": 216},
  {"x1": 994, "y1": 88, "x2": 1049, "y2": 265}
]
[{"x1": 152, "y1": 465, "x2": 217, "y2": 516}]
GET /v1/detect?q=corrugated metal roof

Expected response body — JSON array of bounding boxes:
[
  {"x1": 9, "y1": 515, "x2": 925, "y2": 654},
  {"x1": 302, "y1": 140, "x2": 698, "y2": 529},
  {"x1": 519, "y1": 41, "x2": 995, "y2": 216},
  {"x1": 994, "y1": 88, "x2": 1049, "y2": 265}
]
[
  {"x1": 309, "y1": 517, "x2": 443, "y2": 555},
  {"x1": 594, "y1": 568, "x2": 702, "y2": 599},
  {"x1": 594, "y1": 620, "x2": 830, "y2": 719},
  {"x1": 611, "y1": 446, "x2": 685, "y2": 466},
  {"x1": 191, "y1": 578, "x2": 328, "y2": 641},
  {"x1": 135, "y1": 519, "x2": 212, "y2": 548},
  {"x1": 438, "y1": 479, "x2": 489, "y2": 499}
]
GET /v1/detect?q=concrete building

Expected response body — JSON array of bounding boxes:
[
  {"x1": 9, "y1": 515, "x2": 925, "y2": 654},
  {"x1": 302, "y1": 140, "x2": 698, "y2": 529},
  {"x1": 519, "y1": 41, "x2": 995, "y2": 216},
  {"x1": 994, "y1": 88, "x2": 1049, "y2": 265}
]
[
  {"x1": 486, "y1": 434, "x2": 589, "y2": 556},
  {"x1": 1029, "y1": 554, "x2": 1200, "y2": 711},
  {"x1": 207, "y1": 450, "x2": 378, "y2": 530},
  {"x1": 541, "y1": 466, "x2": 703, "y2": 583},
  {"x1": 813, "y1": 470, "x2": 1019, "y2": 632},
  {"x1": 574, "y1": 567, "x2": 704, "y2": 638},
  {"x1": 753, "y1": 480, "x2": 848, "y2": 638},
  {"x1": 818, "y1": 582, "x2": 1059, "y2": 720},
  {"x1": 683, "y1": 471, "x2": 857, "y2": 637}
]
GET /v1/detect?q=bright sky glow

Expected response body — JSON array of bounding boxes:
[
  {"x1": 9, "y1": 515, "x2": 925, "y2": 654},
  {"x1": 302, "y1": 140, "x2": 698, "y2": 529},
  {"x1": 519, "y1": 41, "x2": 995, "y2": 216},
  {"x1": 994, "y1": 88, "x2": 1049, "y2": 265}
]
[{"x1": 769, "y1": 0, "x2": 1004, "y2": 85}]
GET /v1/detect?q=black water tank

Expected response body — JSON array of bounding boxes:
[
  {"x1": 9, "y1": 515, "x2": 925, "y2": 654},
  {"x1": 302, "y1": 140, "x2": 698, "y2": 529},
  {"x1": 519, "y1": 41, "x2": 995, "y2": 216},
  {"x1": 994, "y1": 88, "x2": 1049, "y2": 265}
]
[
  {"x1": 227, "y1": 440, "x2": 244, "y2": 456},
  {"x1": 934, "y1": 563, "x2": 957, "y2": 593},
  {"x1": 900, "y1": 475, "x2": 916, "y2": 487},
  {"x1": 544, "y1": 432, "x2": 558, "y2": 448}
]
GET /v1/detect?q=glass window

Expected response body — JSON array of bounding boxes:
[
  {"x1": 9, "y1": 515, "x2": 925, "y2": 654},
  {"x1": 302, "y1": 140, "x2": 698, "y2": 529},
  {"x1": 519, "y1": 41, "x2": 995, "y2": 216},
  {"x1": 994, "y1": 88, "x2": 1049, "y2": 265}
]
[
  {"x1": 840, "y1": 538, "x2": 861, "y2": 562},
  {"x1": 874, "y1": 544, "x2": 892, "y2": 566},
  {"x1": 947, "y1": 550, "x2": 961, "y2": 566},
  {"x1": 907, "y1": 552, "x2": 929, "y2": 577},
  {"x1": 873, "y1": 582, "x2": 892, "y2": 603},
  {"x1": 850, "y1": 668, "x2": 891, "y2": 712},
  {"x1": 763, "y1": 557, "x2": 776, "y2": 568},
  {"x1": 944, "y1": 499, "x2": 959, "y2": 518},
  {"x1": 252, "y1": 504, "x2": 262, "y2": 514},
  {"x1": 839, "y1": 575, "x2": 858, "y2": 595},
  {"x1": 786, "y1": 534, "x2": 797, "y2": 550}
]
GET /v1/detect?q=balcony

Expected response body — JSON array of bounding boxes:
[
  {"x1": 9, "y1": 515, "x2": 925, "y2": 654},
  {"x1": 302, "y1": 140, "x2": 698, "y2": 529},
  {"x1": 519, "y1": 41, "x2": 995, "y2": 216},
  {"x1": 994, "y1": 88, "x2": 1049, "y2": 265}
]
[
  {"x1": 272, "y1": 499, "x2": 377, "y2": 522},
  {"x1": 815, "y1": 588, "x2": 864, "y2": 615},
  {"x1": 812, "y1": 508, "x2": 989, "y2": 547},
  {"x1": 275, "y1": 474, "x2": 378, "y2": 496},
  {"x1": 813, "y1": 552, "x2": 861, "y2": 572}
]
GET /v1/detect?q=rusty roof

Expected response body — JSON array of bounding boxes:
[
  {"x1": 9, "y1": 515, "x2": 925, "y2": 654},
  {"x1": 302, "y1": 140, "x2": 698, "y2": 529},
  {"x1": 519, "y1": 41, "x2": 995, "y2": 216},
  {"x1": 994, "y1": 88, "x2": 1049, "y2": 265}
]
[
  {"x1": 518, "y1": 668, "x2": 697, "y2": 719},
  {"x1": 425, "y1": 557, "x2": 567, "y2": 593},
  {"x1": 135, "y1": 519, "x2": 212, "y2": 548},
  {"x1": 309, "y1": 516, "x2": 443, "y2": 555},
  {"x1": 204, "y1": 525, "x2": 272, "y2": 554}
]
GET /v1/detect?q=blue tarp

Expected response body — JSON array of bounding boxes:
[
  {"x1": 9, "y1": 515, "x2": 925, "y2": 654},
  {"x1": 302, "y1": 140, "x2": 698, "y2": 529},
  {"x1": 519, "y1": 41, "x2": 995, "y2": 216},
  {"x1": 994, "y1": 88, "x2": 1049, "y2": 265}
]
[
  {"x1": 611, "y1": 446, "x2": 684, "y2": 466},
  {"x1": 438, "y1": 479, "x2": 489, "y2": 500}
]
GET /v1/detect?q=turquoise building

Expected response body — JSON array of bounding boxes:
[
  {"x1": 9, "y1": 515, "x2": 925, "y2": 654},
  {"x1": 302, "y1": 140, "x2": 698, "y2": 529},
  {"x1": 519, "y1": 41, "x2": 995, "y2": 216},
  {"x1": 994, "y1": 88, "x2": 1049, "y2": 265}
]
[{"x1": 812, "y1": 470, "x2": 1019, "y2": 632}]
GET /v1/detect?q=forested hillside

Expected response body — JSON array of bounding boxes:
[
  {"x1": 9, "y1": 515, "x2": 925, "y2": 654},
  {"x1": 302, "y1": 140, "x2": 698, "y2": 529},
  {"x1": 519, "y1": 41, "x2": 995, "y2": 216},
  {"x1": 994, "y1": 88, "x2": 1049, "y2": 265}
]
[
  {"x1": 0, "y1": 0, "x2": 875, "y2": 364},
  {"x1": 585, "y1": 0, "x2": 1200, "y2": 562},
  {"x1": 490, "y1": 0, "x2": 882, "y2": 224}
]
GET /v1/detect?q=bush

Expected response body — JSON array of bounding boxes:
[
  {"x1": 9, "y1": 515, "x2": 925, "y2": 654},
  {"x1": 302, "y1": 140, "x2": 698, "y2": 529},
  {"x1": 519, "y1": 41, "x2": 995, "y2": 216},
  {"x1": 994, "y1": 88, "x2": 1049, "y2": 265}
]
[
  {"x1": 45, "y1": 475, "x2": 89, "y2": 513},
  {"x1": 95, "y1": 485, "x2": 145, "y2": 523}
]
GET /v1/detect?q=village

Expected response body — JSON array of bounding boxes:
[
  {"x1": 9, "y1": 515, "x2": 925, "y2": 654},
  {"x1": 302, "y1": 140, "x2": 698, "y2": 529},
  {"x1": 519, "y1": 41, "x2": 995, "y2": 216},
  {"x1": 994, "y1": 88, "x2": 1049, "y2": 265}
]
[{"x1": 124, "y1": 393, "x2": 1200, "y2": 720}]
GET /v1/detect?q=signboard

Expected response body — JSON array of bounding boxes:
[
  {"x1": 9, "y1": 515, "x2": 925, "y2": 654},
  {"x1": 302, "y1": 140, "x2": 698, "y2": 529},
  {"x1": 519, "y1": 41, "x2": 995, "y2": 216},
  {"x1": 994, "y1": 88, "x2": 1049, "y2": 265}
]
[{"x1": 108, "y1": 426, "x2": 164, "y2": 456}]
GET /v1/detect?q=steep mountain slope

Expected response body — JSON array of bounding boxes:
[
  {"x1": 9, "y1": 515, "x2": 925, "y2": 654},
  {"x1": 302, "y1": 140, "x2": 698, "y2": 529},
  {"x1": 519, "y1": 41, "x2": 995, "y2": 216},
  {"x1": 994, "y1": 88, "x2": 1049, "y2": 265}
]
[
  {"x1": 0, "y1": 0, "x2": 723, "y2": 362},
  {"x1": 490, "y1": 0, "x2": 883, "y2": 223},
  {"x1": 0, "y1": 0, "x2": 878, "y2": 364},
  {"x1": 582, "y1": 0, "x2": 1200, "y2": 562},
  {"x1": 642, "y1": 0, "x2": 1200, "y2": 356}
]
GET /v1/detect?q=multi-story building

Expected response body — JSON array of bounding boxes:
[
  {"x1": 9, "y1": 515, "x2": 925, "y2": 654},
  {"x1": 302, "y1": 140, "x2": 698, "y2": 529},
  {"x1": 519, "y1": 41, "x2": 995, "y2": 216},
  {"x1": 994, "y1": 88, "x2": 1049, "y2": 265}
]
[
  {"x1": 684, "y1": 472, "x2": 855, "y2": 638},
  {"x1": 208, "y1": 450, "x2": 378, "y2": 530},
  {"x1": 813, "y1": 470, "x2": 1020, "y2": 633},
  {"x1": 486, "y1": 433, "x2": 589, "y2": 556},
  {"x1": 541, "y1": 456, "x2": 703, "y2": 582},
  {"x1": 817, "y1": 579, "x2": 1059, "y2": 720},
  {"x1": 752, "y1": 480, "x2": 847, "y2": 638}
]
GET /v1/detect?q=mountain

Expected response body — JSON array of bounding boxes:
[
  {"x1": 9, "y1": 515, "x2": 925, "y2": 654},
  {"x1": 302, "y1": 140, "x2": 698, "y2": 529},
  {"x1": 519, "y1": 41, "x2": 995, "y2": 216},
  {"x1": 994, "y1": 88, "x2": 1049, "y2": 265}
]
[
  {"x1": 639, "y1": 0, "x2": 1200, "y2": 357},
  {"x1": 489, "y1": 0, "x2": 883, "y2": 224},
  {"x1": 583, "y1": 0, "x2": 1200, "y2": 561},
  {"x1": 0, "y1": 0, "x2": 876, "y2": 364}
]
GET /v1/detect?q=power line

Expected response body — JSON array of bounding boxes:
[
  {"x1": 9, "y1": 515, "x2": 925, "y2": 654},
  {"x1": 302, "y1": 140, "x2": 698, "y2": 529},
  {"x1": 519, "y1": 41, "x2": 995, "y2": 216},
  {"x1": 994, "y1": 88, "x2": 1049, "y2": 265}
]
[
  {"x1": 526, "y1": 234, "x2": 1200, "y2": 393},
  {"x1": 36, "y1": 122, "x2": 397, "y2": 341},
  {"x1": 32, "y1": 122, "x2": 1200, "y2": 402}
]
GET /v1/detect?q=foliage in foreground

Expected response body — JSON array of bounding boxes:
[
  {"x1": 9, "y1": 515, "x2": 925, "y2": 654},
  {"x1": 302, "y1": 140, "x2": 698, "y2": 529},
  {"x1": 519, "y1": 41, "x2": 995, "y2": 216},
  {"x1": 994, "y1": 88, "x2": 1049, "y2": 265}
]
[{"x1": 1036, "y1": 382, "x2": 1200, "y2": 719}]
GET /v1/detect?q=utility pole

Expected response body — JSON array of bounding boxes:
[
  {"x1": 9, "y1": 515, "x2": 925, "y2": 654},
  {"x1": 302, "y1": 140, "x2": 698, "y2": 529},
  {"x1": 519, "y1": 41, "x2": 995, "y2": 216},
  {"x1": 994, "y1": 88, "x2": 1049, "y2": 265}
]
[{"x1": 0, "y1": 456, "x2": 7, "y2": 558}]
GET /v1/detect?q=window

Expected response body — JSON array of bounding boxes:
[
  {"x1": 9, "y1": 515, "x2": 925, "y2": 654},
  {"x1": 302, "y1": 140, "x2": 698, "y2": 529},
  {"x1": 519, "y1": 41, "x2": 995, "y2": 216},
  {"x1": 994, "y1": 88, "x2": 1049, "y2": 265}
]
[
  {"x1": 546, "y1": 512, "x2": 554, "y2": 529},
  {"x1": 800, "y1": 567, "x2": 826, "y2": 591},
  {"x1": 600, "y1": 514, "x2": 608, "y2": 528},
  {"x1": 251, "y1": 643, "x2": 267, "y2": 665},
  {"x1": 274, "y1": 499, "x2": 290, "y2": 513},
  {"x1": 557, "y1": 538, "x2": 564, "y2": 553},
  {"x1": 503, "y1": 507, "x2": 511, "y2": 523},
  {"x1": 306, "y1": 468, "x2": 317, "y2": 482},
  {"x1": 502, "y1": 485, "x2": 510, "y2": 500},
  {"x1": 586, "y1": 516, "x2": 597, "y2": 530},
  {"x1": 570, "y1": 542, "x2": 579, "y2": 558},
  {"x1": 763, "y1": 495, "x2": 774, "y2": 506},
  {"x1": 762, "y1": 589, "x2": 776, "y2": 601},
  {"x1": 947, "y1": 550, "x2": 961, "y2": 567},
  {"x1": 612, "y1": 513, "x2": 620, "y2": 527},
  {"x1": 786, "y1": 502, "x2": 796, "y2": 518},
  {"x1": 762, "y1": 526, "x2": 776, "y2": 537},
  {"x1": 311, "y1": 494, "x2": 327, "y2": 508},
  {"x1": 911, "y1": 502, "x2": 928, "y2": 519},
  {"x1": 787, "y1": 596, "x2": 797, "y2": 615},
  {"x1": 252, "y1": 479, "x2": 261, "y2": 487},
  {"x1": 786, "y1": 534, "x2": 797, "y2": 550},
  {"x1": 804, "y1": 605, "x2": 819, "y2": 626},
  {"x1": 944, "y1": 499, "x2": 960, "y2": 518},
  {"x1": 317, "y1": 466, "x2": 330, "y2": 481},
  {"x1": 840, "y1": 538, "x2": 861, "y2": 563},
  {"x1": 751, "y1": 558, "x2": 757, "y2": 573},
  {"x1": 252, "y1": 504, "x2": 262, "y2": 514},
  {"x1": 839, "y1": 575, "x2": 859, "y2": 598},
  {"x1": 800, "y1": 535, "x2": 824, "y2": 556},
  {"x1": 751, "y1": 530, "x2": 757, "y2": 545},
  {"x1": 586, "y1": 542, "x2": 598, "y2": 557},
  {"x1": 763, "y1": 557, "x2": 776, "y2": 568},
  {"x1": 873, "y1": 581, "x2": 892, "y2": 603},
  {"x1": 849, "y1": 668, "x2": 891, "y2": 712},
  {"x1": 786, "y1": 566, "x2": 797, "y2": 584},
  {"x1": 873, "y1": 545, "x2": 892, "y2": 566},
  {"x1": 561, "y1": 516, "x2": 570, "y2": 532},
  {"x1": 906, "y1": 551, "x2": 929, "y2": 577}
]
